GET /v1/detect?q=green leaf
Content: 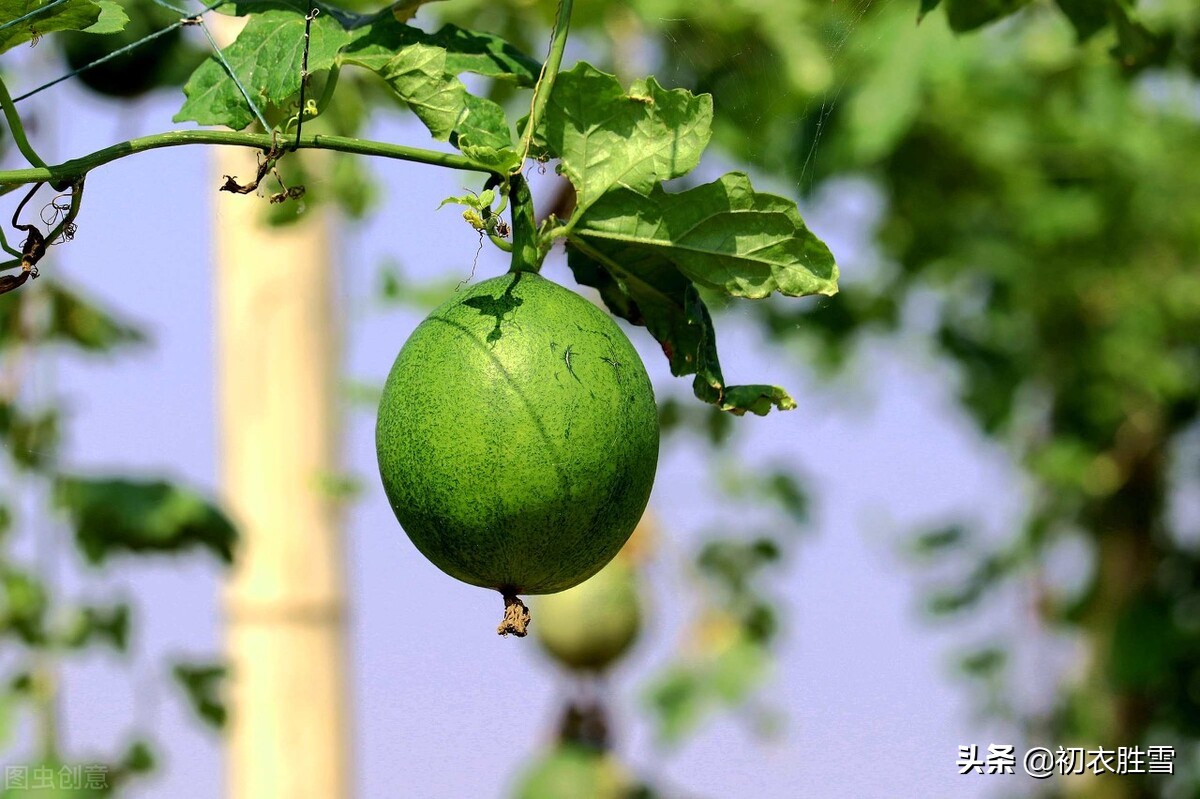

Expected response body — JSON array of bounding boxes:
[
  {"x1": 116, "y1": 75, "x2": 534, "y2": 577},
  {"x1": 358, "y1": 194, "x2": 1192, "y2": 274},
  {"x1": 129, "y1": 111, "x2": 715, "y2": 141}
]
[
  {"x1": 342, "y1": 31, "x2": 519, "y2": 162},
  {"x1": 175, "y1": 8, "x2": 351, "y2": 129},
  {"x1": 909, "y1": 524, "x2": 969, "y2": 559},
  {"x1": 643, "y1": 666, "x2": 708, "y2": 743},
  {"x1": 1108, "y1": 3, "x2": 1172, "y2": 72},
  {"x1": 375, "y1": 42, "x2": 463, "y2": 139},
  {"x1": 432, "y1": 24, "x2": 539, "y2": 84},
  {"x1": 564, "y1": 172, "x2": 835, "y2": 415},
  {"x1": 454, "y1": 98, "x2": 517, "y2": 165},
  {"x1": 174, "y1": 1, "x2": 534, "y2": 151},
  {"x1": 0, "y1": 403, "x2": 58, "y2": 471},
  {"x1": 60, "y1": 602, "x2": 131, "y2": 650},
  {"x1": 1110, "y1": 594, "x2": 1173, "y2": 689},
  {"x1": 917, "y1": 0, "x2": 941, "y2": 23},
  {"x1": 55, "y1": 476, "x2": 237, "y2": 565},
  {"x1": 117, "y1": 739, "x2": 156, "y2": 774},
  {"x1": 210, "y1": 0, "x2": 371, "y2": 27},
  {"x1": 568, "y1": 245, "x2": 792, "y2": 416},
  {"x1": 848, "y1": 9, "x2": 925, "y2": 163},
  {"x1": 959, "y1": 646, "x2": 1006, "y2": 678},
  {"x1": 342, "y1": 19, "x2": 539, "y2": 84},
  {"x1": 943, "y1": 0, "x2": 1032, "y2": 32},
  {"x1": 0, "y1": 0, "x2": 103, "y2": 52},
  {"x1": 437, "y1": 189, "x2": 493, "y2": 212},
  {"x1": 697, "y1": 538, "x2": 780, "y2": 593},
  {"x1": 0, "y1": 281, "x2": 144, "y2": 353},
  {"x1": 1053, "y1": 0, "x2": 1109, "y2": 42},
  {"x1": 172, "y1": 662, "x2": 227, "y2": 729},
  {"x1": 536, "y1": 63, "x2": 713, "y2": 212},
  {"x1": 81, "y1": 0, "x2": 126, "y2": 33},
  {"x1": 572, "y1": 173, "x2": 837, "y2": 300},
  {"x1": 0, "y1": 567, "x2": 48, "y2": 644},
  {"x1": 710, "y1": 638, "x2": 770, "y2": 703}
]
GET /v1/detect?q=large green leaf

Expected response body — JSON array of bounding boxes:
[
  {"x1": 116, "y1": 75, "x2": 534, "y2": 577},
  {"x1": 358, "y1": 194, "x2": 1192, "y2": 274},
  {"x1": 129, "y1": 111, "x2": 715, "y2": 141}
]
[
  {"x1": 535, "y1": 62, "x2": 713, "y2": 212},
  {"x1": 0, "y1": 0, "x2": 107, "y2": 53},
  {"x1": 353, "y1": 41, "x2": 516, "y2": 163},
  {"x1": 175, "y1": 8, "x2": 351, "y2": 129},
  {"x1": 55, "y1": 476, "x2": 237, "y2": 564},
  {"x1": 341, "y1": 16, "x2": 531, "y2": 148},
  {"x1": 373, "y1": 42, "x2": 463, "y2": 139},
  {"x1": 565, "y1": 172, "x2": 835, "y2": 414},
  {"x1": 571, "y1": 172, "x2": 837, "y2": 300},
  {"x1": 176, "y1": 0, "x2": 537, "y2": 131}
]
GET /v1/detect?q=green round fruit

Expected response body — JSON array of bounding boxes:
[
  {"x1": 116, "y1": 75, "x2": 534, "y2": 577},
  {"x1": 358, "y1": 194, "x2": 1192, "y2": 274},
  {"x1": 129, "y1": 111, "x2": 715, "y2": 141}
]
[
  {"x1": 533, "y1": 558, "x2": 642, "y2": 672},
  {"x1": 513, "y1": 746, "x2": 632, "y2": 799},
  {"x1": 376, "y1": 272, "x2": 659, "y2": 597}
]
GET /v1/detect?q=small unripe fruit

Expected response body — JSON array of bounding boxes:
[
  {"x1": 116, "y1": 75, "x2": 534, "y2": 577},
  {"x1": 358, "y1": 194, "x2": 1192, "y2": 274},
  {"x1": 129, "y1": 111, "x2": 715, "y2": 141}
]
[{"x1": 533, "y1": 558, "x2": 643, "y2": 672}]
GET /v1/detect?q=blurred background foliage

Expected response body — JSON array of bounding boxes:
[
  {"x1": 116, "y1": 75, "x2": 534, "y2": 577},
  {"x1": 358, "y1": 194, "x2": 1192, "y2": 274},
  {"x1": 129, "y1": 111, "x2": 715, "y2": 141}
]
[{"x1": 0, "y1": 280, "x2": 235, "y2": 794}]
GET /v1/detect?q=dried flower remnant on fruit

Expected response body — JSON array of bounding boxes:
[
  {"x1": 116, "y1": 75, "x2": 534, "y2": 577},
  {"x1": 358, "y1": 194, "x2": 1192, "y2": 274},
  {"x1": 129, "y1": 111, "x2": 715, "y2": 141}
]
[{"x1": 498, "y1": 593, "x2": 531, "y2": 637}]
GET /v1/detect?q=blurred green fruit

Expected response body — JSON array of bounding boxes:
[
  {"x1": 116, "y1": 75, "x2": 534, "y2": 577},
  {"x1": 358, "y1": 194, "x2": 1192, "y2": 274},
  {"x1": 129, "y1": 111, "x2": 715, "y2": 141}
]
[{"x1": 534, "y1": 557, "x2": 643, "y2": 672}]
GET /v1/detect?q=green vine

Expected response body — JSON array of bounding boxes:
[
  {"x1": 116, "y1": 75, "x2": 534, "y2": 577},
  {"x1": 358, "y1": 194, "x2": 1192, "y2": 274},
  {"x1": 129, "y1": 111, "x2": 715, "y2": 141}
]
[
  {"x1": 0, "y1": 130, "x2": 499, "y2": 198},
  {"x1": 505, "y1": 0, "x2": 574, "y2": 273},
  {"x1": 0, "y1": 75, "x2": 48, "y2": 170},
  {"x1": 516, "y1": 0, "x2": 573, "y2": 172}
]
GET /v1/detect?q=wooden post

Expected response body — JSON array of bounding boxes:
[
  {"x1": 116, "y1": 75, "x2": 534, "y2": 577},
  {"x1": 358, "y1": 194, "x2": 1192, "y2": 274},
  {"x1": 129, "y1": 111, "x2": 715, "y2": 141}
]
[{"x1": 214, "y1": 142, "x2": 349, "y2": 799}]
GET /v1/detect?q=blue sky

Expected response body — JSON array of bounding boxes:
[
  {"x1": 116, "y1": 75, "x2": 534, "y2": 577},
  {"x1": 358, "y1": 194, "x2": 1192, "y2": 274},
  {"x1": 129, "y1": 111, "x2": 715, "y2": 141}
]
[{"x1": 0, "y1": 64, "x2": 1050, "y2": 798}]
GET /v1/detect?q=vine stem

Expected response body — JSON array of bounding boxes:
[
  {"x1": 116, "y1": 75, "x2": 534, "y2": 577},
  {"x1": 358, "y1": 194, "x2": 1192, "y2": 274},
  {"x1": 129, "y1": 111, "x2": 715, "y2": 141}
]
[
  {"x1": 515, "y1": 0, "x2": 574, "y2": 171},
  {"x1": 0, "y1": 75, "x2": 48, "y2": 170},
  {"x1": 292, "y1": 0, "x2": 319, "y2": 151},
  {"x1": 508, "y1": 174, "x2": 540, "y2": 273},
  {"x1": 0, "y1": 179, "x2": 84, "y2": 273},
  {"x1": 0, "y1": 130, "x2": 500, "y2": 194},
  {"x1": 0, "y1": 221, "x2": 20, "y2": 259},
  {"x1": 506, "y1": 0, "x2": 574, "y2": 273}
]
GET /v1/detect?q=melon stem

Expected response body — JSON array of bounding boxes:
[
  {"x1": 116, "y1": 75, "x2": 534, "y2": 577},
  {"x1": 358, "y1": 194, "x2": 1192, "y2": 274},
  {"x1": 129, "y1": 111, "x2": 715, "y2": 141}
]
[{"x1": 498, "y1": 592, "x2": 531, "y2": 637}]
